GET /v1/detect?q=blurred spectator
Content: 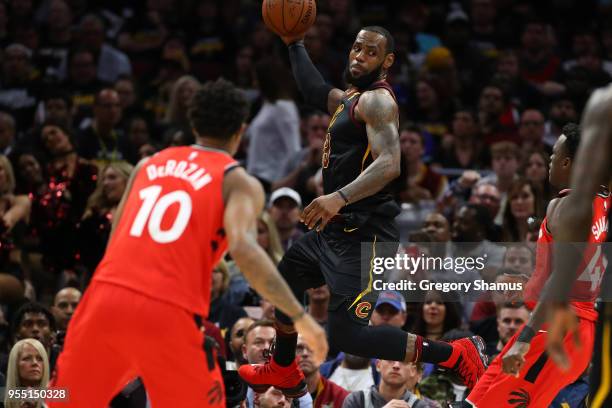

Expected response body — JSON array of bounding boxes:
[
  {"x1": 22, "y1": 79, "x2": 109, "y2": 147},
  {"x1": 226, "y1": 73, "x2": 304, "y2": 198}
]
[
  {"x1": 296, "y1": 335, "x2": 348, "y2": 408},
  {"x1": 307, "y1": 285, "x2": 330, "y2": 327},
  {"x1": 469, "y1": 0, "x2": 499, "y2": 57},
  {"x1": 268, "y1": 188, "x2": 303, "y2": 251},
  {"x1": 408, "y1": 76, "x2": 454, "y2": 145},
  {"x1": 4, "y1": 338, "x2": 49, "y2": 408},
  {"x1": 501, "y1": 179, "x2": 540, "y2": 242},
  {"x1": 65, "y1": 14, "x2": 132, "y2": 83},
  {"x1": 162, "y1": 74, "x2": 199, "y2": 145},
  {"x1": 227, "y1": 316, "x2": 254, "y2": 365},
  {"x1": 433, "y1": 109, "x2": 486, "y2": 174},
  {"x1": 477, "y1": 83, "x2": 519, "y2": 146},
  {"x1": 62, "y1": 48, "x2": 106, "y2": 124},
  {"x1": 9, "y1": 303, "x2": 55, "y2": 359},
  {"x1": 494, "y1": 49, "x2": 542, "y2": 109},
  {"x1": 209, "y1": 260, "x2": 247, "y2": 334},
  {"x1": 51, "y1": 286, "x2": 80, "y2": 332},
  {"x1": 519, "y1": 19, "x2": 562, "y2": 89},
  {"x1": 521, "y1": 148, "x2": 553, "y2": 206},
  {"x1": 77, "y1": 88, "x2": 130, "y2": 164},
  {"x1": 518, "y1": 108, "x2": 548, "y2": 154},
  {"x1": 543, "y1": 93, "x2": 578, "y2": 148},
  {"x1": 247, "y1": 58, "x2": 300, "y2": 190},
  {"x1": 481, "y1": 141, "x2": 521, "y2": 223},
  {"x1": 502, "y1": 243, "x2": 535, "y2": 278},
  {"x1": 486, "y1": 302, "x2": 530, "y2": 358},
  {"x1": 397, "y1": 125, "x2": 447, "y2": 203},
  {"x1": 410, "y1": 290, "x2": 462, "y2": 341},
  {"x1": 125, "y1": 116, "x2": 154, "y2": 163},
  {"x1": 323, "y1": 353, "x2": 376, "y2": 393},
  {"x1": 76, "y1": 161, "x2": 133, "y2": 285},
  {"x1": 274, "y1": 110, "x2": 329, "y2": 206},
  {"x1": 0, "y1": 44, "x2": 40, "y2": 132},
  {"x1": 469, "y1": 181, "x2": 502, "y2": 227},
  {"x1": 369, "y1": 290, "x2": 407, "y2": 329},
  {"x1": 342, "y1": 359, "x2": 439, "y2": 408},
  {"x1": 37, "y1": 0, "x2": 73, "y2": 80},
  {"x1": 37, "y1": 120, "x2": 98, "y2": 281},
  {"x1": 256, "y1": 387, "x2": 293, "y2": 408},
  {"x1": 227, "y1": 44, "x2": 256, "y2": 94}
]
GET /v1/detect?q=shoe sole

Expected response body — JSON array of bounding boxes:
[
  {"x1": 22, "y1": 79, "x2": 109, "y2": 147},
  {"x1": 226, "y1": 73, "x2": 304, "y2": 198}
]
[{"x1": 245, "y1": 381, "x2": 308, "y2": 398}]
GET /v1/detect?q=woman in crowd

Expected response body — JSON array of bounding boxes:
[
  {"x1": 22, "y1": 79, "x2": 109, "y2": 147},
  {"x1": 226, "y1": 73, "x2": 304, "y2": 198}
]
[
  {"x1": 4, "y1": 338, "x2": 50, "y2": 408},
  {"x1": 521, "y1": 148, "x2": 553, "y2": 207},
  {"x1": 501, "y1": 179, "x2": 541, "y2": 242},
  {"x1": 209, "y1": 259, "x2": 247, "y2": 334},
  {"x1": 162, "y1": 75, "x2": 200, "y2": 145},
  {"x1": 411, "y1": 290, "x2": 462, "y2": 341},
  {"x1": 37, "y1": 121, "x2": 98, "y2": 287},
  {"x1": 77, "y1": 161, "x2": 133, "y2": 287}
]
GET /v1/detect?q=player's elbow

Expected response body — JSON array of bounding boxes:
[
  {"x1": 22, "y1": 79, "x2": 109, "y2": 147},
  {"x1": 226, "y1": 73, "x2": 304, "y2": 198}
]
[{"x1": 228, "y1": 238, "x2": 256, "y2": 265}]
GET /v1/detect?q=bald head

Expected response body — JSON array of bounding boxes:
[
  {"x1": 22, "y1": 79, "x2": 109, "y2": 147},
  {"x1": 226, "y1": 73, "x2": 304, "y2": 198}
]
[{"x1": 53, "y1": 287, "x2": 82, "y2": 330}]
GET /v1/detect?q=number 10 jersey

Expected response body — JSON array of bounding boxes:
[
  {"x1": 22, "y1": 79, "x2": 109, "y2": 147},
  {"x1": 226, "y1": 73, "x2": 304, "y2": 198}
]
[{"x1": 93, "y1": 145, "x2": 238, "y2": 317}]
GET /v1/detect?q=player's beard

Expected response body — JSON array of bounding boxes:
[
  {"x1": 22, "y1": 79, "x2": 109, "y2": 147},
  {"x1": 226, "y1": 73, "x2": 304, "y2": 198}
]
[{"x1": 343, "y1": 61, "x2": 384, "y2": 91}]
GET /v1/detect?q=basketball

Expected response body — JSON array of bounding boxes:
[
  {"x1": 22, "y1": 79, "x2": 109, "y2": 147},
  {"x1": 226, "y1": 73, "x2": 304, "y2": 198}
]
[{"x1": 262, "y1": 0, "x2": 317, "y2": 37}]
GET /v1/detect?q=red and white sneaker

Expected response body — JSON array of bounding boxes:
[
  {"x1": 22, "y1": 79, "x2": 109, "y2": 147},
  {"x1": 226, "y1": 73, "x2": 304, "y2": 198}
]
[
  {"x1": 439, "y1": 336, "x2": 488, "y2": 389},
  {"x1": 238, "y1": 358, "x2": 307, "y2": 398}
]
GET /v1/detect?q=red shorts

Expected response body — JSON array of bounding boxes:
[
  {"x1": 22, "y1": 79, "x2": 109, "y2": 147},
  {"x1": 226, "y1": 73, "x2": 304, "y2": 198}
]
[
  {"x1": 466, "y1": 318, "x2": 594, "y2": 408},
  {"x1": 47, "y1": 281, "x2": 224, "y2": 408}
]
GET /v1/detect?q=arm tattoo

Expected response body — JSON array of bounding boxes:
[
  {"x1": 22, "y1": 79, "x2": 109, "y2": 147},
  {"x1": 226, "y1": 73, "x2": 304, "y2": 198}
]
[{"x1": 340, "y1": 90, "x2": 400, "y2": 204}]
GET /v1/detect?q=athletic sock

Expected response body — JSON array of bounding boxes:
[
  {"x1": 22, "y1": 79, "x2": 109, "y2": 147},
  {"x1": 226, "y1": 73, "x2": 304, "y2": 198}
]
[
  {"x1": 416, "y1": 335, "x2": 454, "y2": 365},
  {"x1": 272, "y1": 323, "x2": 298, "y2": 367}
]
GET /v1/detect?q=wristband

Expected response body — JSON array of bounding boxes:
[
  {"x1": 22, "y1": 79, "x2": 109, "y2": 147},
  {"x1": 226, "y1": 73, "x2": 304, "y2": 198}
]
[
  {"x1": 337, "y1": 190, "x2": 349, "y2": 206},
  {"x1": 517, "y1": 325, "x2": 536, "y2": 343}
]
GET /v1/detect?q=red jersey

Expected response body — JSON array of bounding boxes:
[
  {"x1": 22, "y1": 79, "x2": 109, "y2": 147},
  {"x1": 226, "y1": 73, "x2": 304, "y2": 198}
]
[
  {"x1": 525, "y1": 188, "x2": 611, "y2": 321},
  {"x1": 93, "y1": 146, "x2": 238, "y2": 317}
]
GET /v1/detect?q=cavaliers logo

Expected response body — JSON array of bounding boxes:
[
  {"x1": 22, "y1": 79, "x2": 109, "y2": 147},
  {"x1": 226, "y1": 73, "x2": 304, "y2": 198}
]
[
  {"x1": 508, "y1": 388, "x2": 531, "y2": 408},
  {"x1": 355, "y1": 301, "x2": 372, "y2": 319}
]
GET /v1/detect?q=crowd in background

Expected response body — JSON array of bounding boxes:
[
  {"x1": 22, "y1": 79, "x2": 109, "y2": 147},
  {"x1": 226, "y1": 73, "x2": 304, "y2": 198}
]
[{"x1": 0, "y1": 0, "x2": 611, "y2": 407}]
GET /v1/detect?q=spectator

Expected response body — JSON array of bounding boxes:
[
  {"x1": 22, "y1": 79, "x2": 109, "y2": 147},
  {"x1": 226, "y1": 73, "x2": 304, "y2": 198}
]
[
  {"x1": 69, "y1": 14, "x2": 132, "y2": 83},
  {"x1": 37, "y1": 0, "x2": 73, "y2": 80},
  {"x1": 409, "y1": 76, "x2": 454, "y2": 145},
  {"x1": 543, "y1": 93, "x2": 577, "y2": 148},
  {"x1": 76, "y1": 161, "x2": 133, "y2": 285},
  {"x1": 502, "y1": 243, "x2": 535, "y2": 278},
  {"x1": 296, "y1": 335, "x2": 348, "y2": 408},
  {"x1": 485, "y1": 302, "x2": 530, "y2": 358},
  {"x1": 469, "y1": 181, "x2": 502, "y2": 228},
  {"x1": 477, "y1": 83, "x2": 519, "y2": 146},
  {"x1": 256, "y1": 387, "x2": 293, "y2": 408},
  {"x1": 501, "y1": 179, "x2": 540, "y2": 242},
  {"x1": 410, "y1": 290, "x2": 462, "y2": 341},
  {"x1": 518, "y1": 109, "x2": 548, "y2": 154},
  {"x1": 268, "y1": 188, "x2": 303, "y2": 251},
  {"x1": 494, "y1": 49, "x2": 542, "y2": 109},
  {"x1": 324, "y1": 353, "x2": 376, "y2": 393},
  {"x1": 342, "y1": 359, "x2": 437, "y2": 408},
  {"x1": 4, "y1": 338, "x2": 50, "y2": 408},
  {"x1": 398, "y1": 125, "x2": 448, "y2": 203},
  {"x1": 209, "y1": 260, "x2": 247, "y2": 333},
  {"x1": 519, "y1": 19, "x2": 563, "y2": 89},
  {"x1": 51, "y1": 286, "x2": 80, "y2": 332},
  {"x1": 0, "y1": 44, "x2": 40, "y2": 131},
  {"x1": 434, "y1": 109, "x2": 486, "y2": 174},
  {"x1": 306, "y1": 285, "x2": 330, "y2": 327},
  {"x1": 77, "y1": 88, "x2": 130, "y2": 164},
  {"x1": 274, "y1": 110, "x2": 329, "y2": 206},
  {"x1": 482, "y1": 141, "x2": 521, "y2": 224},
  {"x1": 9, "y1": 302, "x2": 56, "y2": 369},
  {"x1": 125, "y1": 116, "x2": 154, "y2": 163},
  {"x1": 62, "y1": 48, "x2": 106, "y2": 124},
  {"x1": 369, "y1": 290, "x2": 408, "y2": 329},
  {"x1": 162, "y1": 75, "x2": 200, "y2": 145},
  {"x1": 227, "y1": 317, "x2": 254, "y2": 365},
  {"x1": 521, "y1": 148, "x2": 553, "y2": 207},
  {"x1": 247, "y1": 57, "x2": 300, "y2": 190}
]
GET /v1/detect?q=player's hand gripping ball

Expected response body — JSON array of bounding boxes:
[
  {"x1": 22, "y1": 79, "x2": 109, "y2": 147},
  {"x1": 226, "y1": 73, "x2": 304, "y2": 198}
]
[{"x1": 262, "y1": 0, "x2": 317, "y2": 37}]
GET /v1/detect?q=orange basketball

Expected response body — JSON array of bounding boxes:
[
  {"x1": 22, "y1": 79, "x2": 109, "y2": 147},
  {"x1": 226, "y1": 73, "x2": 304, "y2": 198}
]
[{"x1": 262, "y1": 0, "x2": 317, "y2": 37}]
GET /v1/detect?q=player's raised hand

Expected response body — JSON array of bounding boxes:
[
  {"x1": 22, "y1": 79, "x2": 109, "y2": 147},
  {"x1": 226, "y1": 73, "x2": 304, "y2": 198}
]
[
  {"x1": 546, "y1": 303, "x2": 580, "y2": 371},
  {"x1": 293, "y1": 314, "x2": 328, "y2": 365},
  {"x1": 280, "y1": 34, "x2": 305, "y2": 46},
  {"x1": 502, "y1": 341, "x2": 530, "y2": 376},
  {"x1": 301, "y1": 193, "x2": 345, "y2": 232}
]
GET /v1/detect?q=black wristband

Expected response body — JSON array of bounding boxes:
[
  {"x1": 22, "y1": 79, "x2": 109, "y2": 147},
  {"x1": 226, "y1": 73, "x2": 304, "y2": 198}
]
[
  {"x1": 337, "y1": 190, "x2": 349, "y2": 206},
  {"x1": 517, "y1": 325, "x2": 536, "y2": 343}
]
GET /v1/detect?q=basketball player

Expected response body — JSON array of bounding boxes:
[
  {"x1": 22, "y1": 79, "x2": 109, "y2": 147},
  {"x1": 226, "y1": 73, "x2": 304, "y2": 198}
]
[
  {"x1": 46, "y1": 79, "x2": 327, "y2": 408},
  {"x1": 541, "y1": 85, "x2": 612, "y2": 407},
  {"x1": 465, "y1": 123, "x2": 611, "y2": 407},
  {"x1": 239, "y1": 27, "x2": 487, "y2": 398}
]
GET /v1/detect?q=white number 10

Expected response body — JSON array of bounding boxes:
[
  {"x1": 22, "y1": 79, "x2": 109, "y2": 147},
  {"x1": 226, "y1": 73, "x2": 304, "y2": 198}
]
[{"x1": 129, "y1": 185, "x2": 192, "y2": 243}]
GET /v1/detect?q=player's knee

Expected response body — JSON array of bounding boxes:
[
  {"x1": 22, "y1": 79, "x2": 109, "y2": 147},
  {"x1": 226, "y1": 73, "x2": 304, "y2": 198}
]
[{"x1": 328, "y1": 317, "x2": 366, "y2": 355}]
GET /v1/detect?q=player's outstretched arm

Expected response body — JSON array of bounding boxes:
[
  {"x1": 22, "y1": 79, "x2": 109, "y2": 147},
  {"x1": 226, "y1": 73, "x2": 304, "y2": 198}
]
[
  {"x1": 282, "y1": 35, "x2": 343, "y2": 115},
  {"x1": 338, "y1": 89, "x2": 400, "y2": 204},
  {"x1": 223, "y1": 168, "x2": 329, "y2": 364}
]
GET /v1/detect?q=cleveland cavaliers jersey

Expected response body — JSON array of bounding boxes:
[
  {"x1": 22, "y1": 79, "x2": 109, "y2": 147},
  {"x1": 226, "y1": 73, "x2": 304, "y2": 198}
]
[
  {"x1": 322, "y1": 80, "x2": 400, "y2": 216},
  {"x1": 525, "y1": 188, "x2": 611, "y2": 321},
  {"x1": 93, "y1": 145, "x2": 238, "y2": 317}
]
